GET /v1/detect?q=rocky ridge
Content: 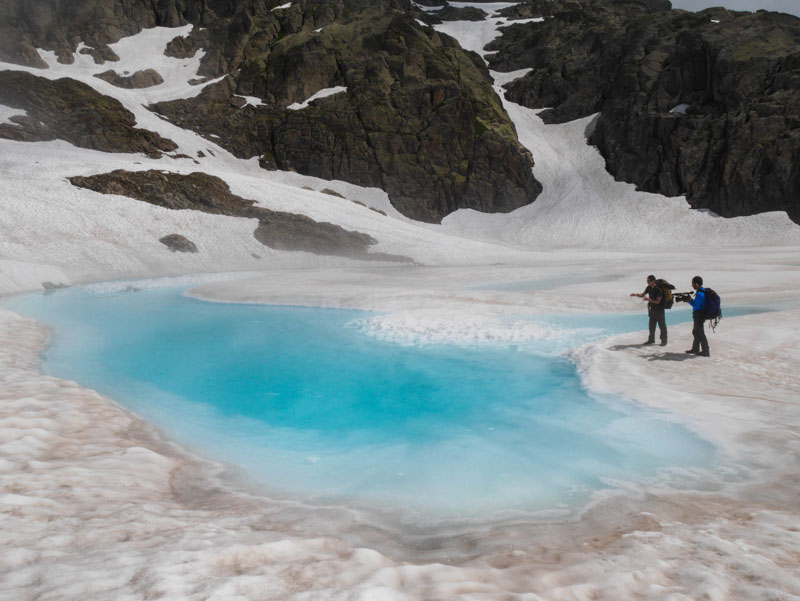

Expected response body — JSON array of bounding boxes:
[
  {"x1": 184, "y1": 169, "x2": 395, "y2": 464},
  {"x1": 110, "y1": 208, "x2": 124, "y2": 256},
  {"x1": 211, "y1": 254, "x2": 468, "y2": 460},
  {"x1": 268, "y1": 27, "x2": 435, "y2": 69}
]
[{"x1": 489, "y1": 0, "x2": 800, "y2": 223}]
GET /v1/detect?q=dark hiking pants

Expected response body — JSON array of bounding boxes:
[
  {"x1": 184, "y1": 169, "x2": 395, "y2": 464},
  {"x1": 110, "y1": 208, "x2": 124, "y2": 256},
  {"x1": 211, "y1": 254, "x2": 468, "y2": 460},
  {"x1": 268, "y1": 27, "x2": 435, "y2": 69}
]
[
  {"x1": 691, "y1": 313, "x2": 709, "y2": 353},
  {"x1": 648, "y1": 308, "x2": 667, "y2": 343}
]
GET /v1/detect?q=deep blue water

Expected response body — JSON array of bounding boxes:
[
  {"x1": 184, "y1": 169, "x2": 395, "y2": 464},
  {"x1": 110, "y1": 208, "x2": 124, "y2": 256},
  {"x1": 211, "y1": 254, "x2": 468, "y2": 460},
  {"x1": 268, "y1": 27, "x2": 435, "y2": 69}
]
[{"x1": 4, "y1": 284, "x2": 753, "y2": 521}]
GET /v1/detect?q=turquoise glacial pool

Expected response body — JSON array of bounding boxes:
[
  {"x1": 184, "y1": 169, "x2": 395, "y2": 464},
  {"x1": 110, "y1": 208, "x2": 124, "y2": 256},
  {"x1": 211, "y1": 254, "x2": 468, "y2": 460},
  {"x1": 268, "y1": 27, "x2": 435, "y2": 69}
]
[{"x1": 5, "y1": 284, "x2": 731, "y2": 521}]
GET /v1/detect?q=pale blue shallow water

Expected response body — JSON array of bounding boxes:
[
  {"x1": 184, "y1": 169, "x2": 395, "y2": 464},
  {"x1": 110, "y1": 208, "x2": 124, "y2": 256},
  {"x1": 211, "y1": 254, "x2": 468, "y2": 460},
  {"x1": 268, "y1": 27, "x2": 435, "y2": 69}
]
[{"x1": 5, "y1": 284, "x2": 759, "y2": 522}]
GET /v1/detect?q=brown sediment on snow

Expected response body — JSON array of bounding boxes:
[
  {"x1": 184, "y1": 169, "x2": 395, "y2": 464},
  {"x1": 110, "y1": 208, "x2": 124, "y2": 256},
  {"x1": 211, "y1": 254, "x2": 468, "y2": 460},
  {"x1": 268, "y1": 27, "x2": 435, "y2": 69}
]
[
  {"x1": 2, "y1": 282, "x2": 800, "y2": 599},
  {"x1": 68, "y1": 169, "x2": 413, "y2": 262}
]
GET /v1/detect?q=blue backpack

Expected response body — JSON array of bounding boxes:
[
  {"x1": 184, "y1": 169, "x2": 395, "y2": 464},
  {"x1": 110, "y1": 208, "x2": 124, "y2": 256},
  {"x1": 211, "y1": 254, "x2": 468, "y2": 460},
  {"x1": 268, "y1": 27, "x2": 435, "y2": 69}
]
[{"x1": 703, "y1": 287, "x2": 722, "y2": 329}]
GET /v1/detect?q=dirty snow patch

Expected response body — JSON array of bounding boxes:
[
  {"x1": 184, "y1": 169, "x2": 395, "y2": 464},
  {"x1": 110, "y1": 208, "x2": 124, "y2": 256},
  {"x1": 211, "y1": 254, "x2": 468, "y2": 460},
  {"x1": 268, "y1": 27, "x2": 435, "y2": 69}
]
[{"x1": 287, "y1": 87, "x2": 347, "y2": 110}]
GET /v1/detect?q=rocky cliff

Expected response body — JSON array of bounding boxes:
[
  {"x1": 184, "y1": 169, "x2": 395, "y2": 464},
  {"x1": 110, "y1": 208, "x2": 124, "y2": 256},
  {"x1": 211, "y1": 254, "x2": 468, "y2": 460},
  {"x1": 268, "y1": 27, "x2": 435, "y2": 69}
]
[{"x1": 489, "y1": 0, "x2": 800, "y2": 223}]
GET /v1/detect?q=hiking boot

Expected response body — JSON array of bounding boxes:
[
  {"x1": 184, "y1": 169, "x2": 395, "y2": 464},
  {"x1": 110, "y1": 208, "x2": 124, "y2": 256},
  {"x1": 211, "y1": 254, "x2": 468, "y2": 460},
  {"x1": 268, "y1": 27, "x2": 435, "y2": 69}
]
[
  {"x1": 660, "y1": 341, "x2": 667, "y2": 346},
  {"x1": 697, "y1": 350, "x2": 710, "y2": 357},
  {"x1": 643, "y1": 340, "x2": 655, "y2": 345},
  {"x1": 685, "y1": 349, "x2": 698, "y2": 354}
]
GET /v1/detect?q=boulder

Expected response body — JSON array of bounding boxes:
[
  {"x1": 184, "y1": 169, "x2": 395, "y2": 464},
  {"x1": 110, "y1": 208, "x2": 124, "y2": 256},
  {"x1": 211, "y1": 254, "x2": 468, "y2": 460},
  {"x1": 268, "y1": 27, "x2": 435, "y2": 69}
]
[
  {"x1": 159, "y1": 234, "x2": 198, "y2": 253},
  {"x1": 94, "y1": 69, "x2": 164, "y2": 89}
]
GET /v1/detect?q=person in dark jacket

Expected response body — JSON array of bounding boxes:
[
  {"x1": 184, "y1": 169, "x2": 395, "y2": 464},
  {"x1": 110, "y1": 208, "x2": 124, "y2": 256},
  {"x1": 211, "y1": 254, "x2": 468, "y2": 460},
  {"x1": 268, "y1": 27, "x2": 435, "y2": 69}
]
[
  {"x1": 630, "y1": 274, "x2": 667, "y2": 346},
  {"x1": 686, "y1": 275, "x2": 710, "y2": 357}
]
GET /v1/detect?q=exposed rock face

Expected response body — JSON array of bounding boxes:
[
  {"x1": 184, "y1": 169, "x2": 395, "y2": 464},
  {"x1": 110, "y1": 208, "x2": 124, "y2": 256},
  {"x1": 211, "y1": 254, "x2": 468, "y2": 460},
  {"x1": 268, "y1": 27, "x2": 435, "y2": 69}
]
[
  {"x1": 94, "y1": 69, "x2": 164, "y2": 89},
  {"x1": 489, "y1": 0, "x2": 800, "y2": 223},
  {"x1": 159, "y1": 234, "x2": 198, "y2": 253},
  {"x1": 69, "y1": 170, "x2": 412, "y2": 261},
  {"x1": 0, "y1": 71, "x2": 177, "y2": 156},
  {"x1": 152, "y1": 8, "x2": 541, "y2": 222}
]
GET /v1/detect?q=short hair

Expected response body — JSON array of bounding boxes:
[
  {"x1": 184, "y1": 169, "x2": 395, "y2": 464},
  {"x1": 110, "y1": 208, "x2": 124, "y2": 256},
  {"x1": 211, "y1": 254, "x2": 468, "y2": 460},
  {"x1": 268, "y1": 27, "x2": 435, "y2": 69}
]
[
  {"x1": 692, "y1": 275, "x2": 703, "y2": 286},
  {"x1": 647, "y1": 274, "x2": 656, "y2": 282}
]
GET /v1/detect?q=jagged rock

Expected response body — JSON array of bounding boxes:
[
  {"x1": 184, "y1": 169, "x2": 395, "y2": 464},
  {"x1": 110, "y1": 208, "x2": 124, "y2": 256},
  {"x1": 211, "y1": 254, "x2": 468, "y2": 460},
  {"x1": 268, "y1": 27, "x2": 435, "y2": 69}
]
[
  {"x1": 69, "y1": 170, "x2": 412, "y2": 261},
  {"x1": 0, "y1": 71, "x2": 177, "y2": 157},
  {"x1": 489, "y1": 0, "x2": 800, "y2": 223},
  {"x1": 152, "y1": 8, "x2": 541, "y2": 222},
  {"x1": 435, "y1": 6, "x2": 487, "y2": 22},
  {"x1": 94, "y1": 69, "x2": 164, "y2": 89},
  {"x1": 79, "y1": 45, "x2": 120, "y2": 64},
  {"x1": 159, "y1": 234, "x2": 198, "y2": 253}
]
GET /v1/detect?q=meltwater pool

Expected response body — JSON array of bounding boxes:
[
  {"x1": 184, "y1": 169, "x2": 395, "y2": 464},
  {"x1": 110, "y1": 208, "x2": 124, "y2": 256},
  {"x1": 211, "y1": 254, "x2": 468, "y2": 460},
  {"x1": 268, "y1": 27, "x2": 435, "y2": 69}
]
[{"x1": 5, "y1": 284, "x2": 722, "y2": 522}]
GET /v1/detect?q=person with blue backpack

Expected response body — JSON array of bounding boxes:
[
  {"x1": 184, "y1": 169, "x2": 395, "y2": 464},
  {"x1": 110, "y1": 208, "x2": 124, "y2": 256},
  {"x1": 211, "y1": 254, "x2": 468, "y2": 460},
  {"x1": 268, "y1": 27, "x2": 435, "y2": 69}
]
[{"x1": 683, "y1": 275, "x2": 721, "y2": 357}]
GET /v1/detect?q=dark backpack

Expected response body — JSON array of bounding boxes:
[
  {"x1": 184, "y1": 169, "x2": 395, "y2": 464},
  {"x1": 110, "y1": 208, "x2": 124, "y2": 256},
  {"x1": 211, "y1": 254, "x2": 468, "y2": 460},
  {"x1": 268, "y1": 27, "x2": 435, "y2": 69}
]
[
  {"x1": 703, "y1": 287, "x2": 722, "y2": 330},
  {"x1": 656, "y1": 279, "x2": 675, "y2": 309}
]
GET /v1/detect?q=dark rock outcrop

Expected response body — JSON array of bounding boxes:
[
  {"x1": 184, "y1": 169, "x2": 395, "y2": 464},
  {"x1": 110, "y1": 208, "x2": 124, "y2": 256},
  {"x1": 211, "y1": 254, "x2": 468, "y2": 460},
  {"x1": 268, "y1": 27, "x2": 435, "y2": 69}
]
[
  {"x1": 489, "y1": 0, "x2": 800, "y2": 223},
  {"x1": 69, "y1": 170, "x2": 412, "y2": 261},
  {"x1": 0, "y1": 71, "x2": 177, "y2": 156},
  {"x1": 435, "y1": 6, "x2": 488, "y2": 22},
  {"x1": 159, "y1": 234, "x2": 198, "y2": 253},
  {"x1": 94, "y1": 69, "x2": 164, "y2": 89},
  {"x1": 152, "y1": 8, "x2": 541, "y2": 222}
]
